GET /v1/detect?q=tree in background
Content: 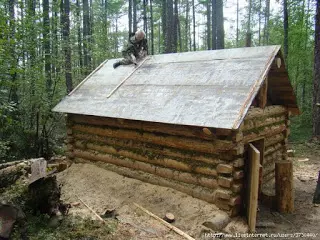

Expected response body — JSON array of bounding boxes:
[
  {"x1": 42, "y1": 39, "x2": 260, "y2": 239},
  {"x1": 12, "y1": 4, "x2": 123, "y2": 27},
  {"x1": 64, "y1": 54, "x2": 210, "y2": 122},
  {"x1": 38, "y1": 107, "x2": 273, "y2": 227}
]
[
  {"x1": 313, "y1": 0, "x2": 320, "y2": 138},
  {"x1": 0, "y1": 0, "x2": 318, "y2": 161}
]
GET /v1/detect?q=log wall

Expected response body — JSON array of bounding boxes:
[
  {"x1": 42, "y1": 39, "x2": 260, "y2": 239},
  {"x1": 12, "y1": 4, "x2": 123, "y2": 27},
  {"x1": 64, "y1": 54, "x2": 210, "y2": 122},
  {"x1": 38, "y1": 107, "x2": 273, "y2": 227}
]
[
  {"x1": 241, "y1": 105, "x2": 289, "y2": 197},
  {"x1": 65, "y1": 105, "x2": 289, "y2": 217},
  {"x1": 66, "y1": 114, "x2": 244, "y2": 216}
]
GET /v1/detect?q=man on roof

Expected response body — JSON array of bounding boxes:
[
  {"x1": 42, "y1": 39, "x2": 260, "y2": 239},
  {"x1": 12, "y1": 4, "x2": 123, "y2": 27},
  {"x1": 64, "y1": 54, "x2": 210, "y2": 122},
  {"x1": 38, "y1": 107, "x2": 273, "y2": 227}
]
[{"x1": 113, "y1": 29, "x2": 148, "y2": 69}]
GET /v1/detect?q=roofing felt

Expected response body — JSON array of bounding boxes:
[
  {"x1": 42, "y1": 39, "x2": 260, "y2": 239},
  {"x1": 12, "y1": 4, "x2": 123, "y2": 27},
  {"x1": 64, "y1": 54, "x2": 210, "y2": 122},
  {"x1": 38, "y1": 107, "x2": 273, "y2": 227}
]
[{"x1": 53, "y1": 45, "x2": 297, "y2": 129}]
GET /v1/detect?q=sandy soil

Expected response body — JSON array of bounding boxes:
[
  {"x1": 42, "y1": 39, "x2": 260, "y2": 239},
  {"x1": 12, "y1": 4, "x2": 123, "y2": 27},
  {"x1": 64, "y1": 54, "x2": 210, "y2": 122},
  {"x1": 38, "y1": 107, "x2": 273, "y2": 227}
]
[
  {"x1": 56, "y1": 163, "x2": 224, "y2": 239},
  {"x1": 56, "y1": 148, "x2": 320, "y2": 240},
  {"x1": 255, "y1": 150, "x2": 320, "y2": 240}
]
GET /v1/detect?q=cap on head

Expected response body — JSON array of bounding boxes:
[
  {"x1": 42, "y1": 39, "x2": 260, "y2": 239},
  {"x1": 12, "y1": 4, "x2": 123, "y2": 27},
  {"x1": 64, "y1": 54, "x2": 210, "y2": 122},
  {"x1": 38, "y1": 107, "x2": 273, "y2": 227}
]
[{"x1": 135, "y1": 29, "x2": 145, "y2": 41}]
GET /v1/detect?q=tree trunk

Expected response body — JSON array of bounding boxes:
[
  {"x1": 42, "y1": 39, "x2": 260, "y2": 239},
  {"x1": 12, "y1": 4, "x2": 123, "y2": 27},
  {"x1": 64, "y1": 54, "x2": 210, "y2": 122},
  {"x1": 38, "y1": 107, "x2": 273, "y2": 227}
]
[
  {"x1": 173, "y1": 0, "x2": 178, "y2": 52},
  {"x1": 177, "y1": 1, "x2": 182, "y2": 52},
  {"x1": 133, "y1": 0, "x2": 137, "y2": 32},
  {"x1": 83, "y1": 0, "x2": 90, "y2": 75},
  {"x1": 283, "y1": 0, "x2": 288, "y2": 60},
  {"x1": 62, "y1": 0, "x2": 73, "y2": 93},
  {"x1": 162, "y1": 0, "x2": 167, "y2": 53},
  {"x1": 150, "y1": 0, "x2": 154, "y2": 55},
  {"x1": 313, "y1": 0, "x2": 320, "y2": 138},
  {"x1": 207, "y1": 0, "x2": 211, "y2": 50},
  {"x1": 143, "y1": 0, "x2": 147, "y2": 38},
  {"x1": 212, "y1": 0, "x2": 216, "y2": 49},
  {"x1": 165, "y1": 0, "x2": 174, "y2": 53},
  {"x1": 76, "y1": 0, "x2": 83, "y2": 75},
  {"x1": 185, "y1": 0, "x2": 189, "y2": 51},
  {"x1": 246, "y1": 0, "x2": 252, "y2": 47},
  {"x1": 43, "y1": 0, "x2": 51, "y2": 94},
  {"x1": 264, "y1": 0, "x2": 270, "y2": 45},
  {"x1": 258, "y1": 0, "x2": 261, "y2": 45},
  {"x1": 236, "y1": 0, "x2": 239, "y2": 47},
  {"x1": 8, "y1": 0, "x2": 18, "y2": 104},
  {"x1": 128, "y1": 0, "x2": 132, "y2": 34},
  {"x1": 216, "y1": 0, "x2": 224, "y2": 49},
  {"x1": 192, "y1": 0, "x2": 196, "y2": 51}
]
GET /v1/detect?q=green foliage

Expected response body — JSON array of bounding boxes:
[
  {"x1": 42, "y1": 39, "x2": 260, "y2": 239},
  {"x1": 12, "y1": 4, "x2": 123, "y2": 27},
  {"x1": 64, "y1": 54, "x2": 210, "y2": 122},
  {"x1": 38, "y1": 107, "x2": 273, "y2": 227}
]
[{"x1": 11, "y1": 215, "x2": 117, "y2": 240}]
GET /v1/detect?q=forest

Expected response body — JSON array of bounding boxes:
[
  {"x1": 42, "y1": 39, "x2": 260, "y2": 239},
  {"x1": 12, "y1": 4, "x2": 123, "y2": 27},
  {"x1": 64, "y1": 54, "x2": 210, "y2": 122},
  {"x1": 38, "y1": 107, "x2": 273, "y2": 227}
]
[{"x1": 0, "y1": 0, "x2": 319, "y2": 161}]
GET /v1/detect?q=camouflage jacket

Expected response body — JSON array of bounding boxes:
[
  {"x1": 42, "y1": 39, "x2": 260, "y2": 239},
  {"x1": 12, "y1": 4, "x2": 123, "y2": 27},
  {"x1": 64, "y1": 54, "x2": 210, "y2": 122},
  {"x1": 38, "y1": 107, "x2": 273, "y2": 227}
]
[{"x1": 122, "y1": 33, "x2": 148, "y2": 58}]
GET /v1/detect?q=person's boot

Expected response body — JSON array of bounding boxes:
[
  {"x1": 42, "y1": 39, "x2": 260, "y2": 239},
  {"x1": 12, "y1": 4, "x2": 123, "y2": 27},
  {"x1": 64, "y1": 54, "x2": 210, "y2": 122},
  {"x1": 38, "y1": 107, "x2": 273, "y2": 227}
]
[{"x1": 113, "y1": 61, "x2": 121, "y2": 69}]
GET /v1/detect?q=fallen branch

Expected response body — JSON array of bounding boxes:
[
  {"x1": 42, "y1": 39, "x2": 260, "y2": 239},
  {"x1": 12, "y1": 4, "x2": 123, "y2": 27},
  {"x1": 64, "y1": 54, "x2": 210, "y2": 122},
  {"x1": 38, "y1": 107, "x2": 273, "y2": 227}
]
[
  {"x1": 76, "y1": 195, "x2": 106, "y2": 224},
  {"x1": 133, "y1": 202, "x2": 195, "y2": 240}
]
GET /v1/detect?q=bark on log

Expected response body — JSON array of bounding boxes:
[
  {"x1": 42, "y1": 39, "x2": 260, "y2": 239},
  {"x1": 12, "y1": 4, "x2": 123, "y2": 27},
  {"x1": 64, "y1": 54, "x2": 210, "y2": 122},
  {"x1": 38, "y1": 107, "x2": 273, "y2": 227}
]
[
  {"x1": 243, "y1": 124, "x2": 287, "y2": 143},
  {"x1": 74, "y1": 141, "x2": 218, "y2": 177},
  {"x1": 243, "y1": 115, "x2": 286, "y2": 132},
  {"x1": 275, "y1": 161, "x2": 294, "y2": 213},
  {"x1": 72, "y1": 132, "x2": 239, "y2": 162},
  {"x1": 70, "y1": 114, "x2": 236, "y2": 140},
  {"x1": 265, "y1": 143, "x2": 283, "y2": 156},
  {"x1": 0, "y1": 162, "x2": 33, "y2": 188},
  {"x1": 72, "y1": 124, "x2": 238, "y2": 154},
  {"x1": 244, "y1": 106, "x2": 287, "y2": 120},
  {"x1": 73, "y1": 149, "x2": 218, "y2": 189},
  {"x1": 77, "y1": 158, "x2": 218, "y2": 203},
  {"x1": 265, "y1": 133, "x2": 285, "y2": 147}
]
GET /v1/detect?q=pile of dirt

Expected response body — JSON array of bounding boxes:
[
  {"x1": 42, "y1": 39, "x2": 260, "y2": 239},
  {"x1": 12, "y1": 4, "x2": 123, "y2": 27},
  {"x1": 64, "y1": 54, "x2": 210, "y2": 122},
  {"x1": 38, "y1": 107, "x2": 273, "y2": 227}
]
[{"x1": 56, "y1": 163, "x2": 230, "y2": 239}]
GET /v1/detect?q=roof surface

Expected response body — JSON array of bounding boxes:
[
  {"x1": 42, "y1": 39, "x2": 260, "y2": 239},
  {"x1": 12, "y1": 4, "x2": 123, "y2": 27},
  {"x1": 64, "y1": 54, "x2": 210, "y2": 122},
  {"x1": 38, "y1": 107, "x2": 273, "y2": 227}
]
[{"x1": 53, "y1": 46, "x2": 296, "y2": 129}]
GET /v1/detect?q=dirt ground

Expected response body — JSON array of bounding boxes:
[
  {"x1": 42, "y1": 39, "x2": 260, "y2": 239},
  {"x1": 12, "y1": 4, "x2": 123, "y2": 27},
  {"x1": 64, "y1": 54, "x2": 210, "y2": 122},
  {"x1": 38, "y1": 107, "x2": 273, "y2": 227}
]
[
  {"x1": 57, "y1": 162, "x2": 223, "y2": 239},
  {"x1": 56, "y1": 145, "x2": 320, "y2": 240},
  {"x1": 255, "y1": 145, "x2": 320, "y2": 240}
]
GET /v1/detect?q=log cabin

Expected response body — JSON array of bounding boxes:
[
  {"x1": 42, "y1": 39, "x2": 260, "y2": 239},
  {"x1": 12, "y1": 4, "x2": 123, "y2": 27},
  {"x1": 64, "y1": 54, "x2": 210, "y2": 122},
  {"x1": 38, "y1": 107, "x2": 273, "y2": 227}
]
[{"x1": 53, "y1": 46, "x2": 299, "y2": 225}]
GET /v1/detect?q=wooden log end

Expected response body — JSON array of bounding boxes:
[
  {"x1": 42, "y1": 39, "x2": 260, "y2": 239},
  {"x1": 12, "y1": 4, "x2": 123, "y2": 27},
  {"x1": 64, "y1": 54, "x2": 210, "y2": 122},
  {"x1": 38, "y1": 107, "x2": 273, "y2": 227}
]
[{"x1": 164, "y1": 212, "x2": 175, "y2": 223}]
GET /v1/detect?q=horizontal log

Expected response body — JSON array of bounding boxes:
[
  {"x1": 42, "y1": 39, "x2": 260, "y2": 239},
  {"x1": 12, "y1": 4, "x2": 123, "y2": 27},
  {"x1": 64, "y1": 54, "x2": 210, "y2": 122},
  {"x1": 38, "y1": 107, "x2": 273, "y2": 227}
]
[
  {"x1": 217, "y1": 164, "x2": 233, "y2": 174},
  {"x1": 228, "y1": 206, "x2": 241, "y2": 217},
  {"x1": 265, "y1": 143, "x2": 283, "y2": 156},
  {"x1": 74, "y1": 158, "x2": 216, "y2": 203},
  {"x1": 263, "y1": 163, "x2": 275, "y2": 177},
  {"x1": 218, "y1": 176, "x2": 233, "y2": 188},
  {"x1": 215, "y1": 188, "x2": 233, "y2": 200},
  {"x1": 72, "y1": 132, "x2": 239, "y2": 163},
  {"x1": 265, "y1": 149, "x2": 285, "y2": 164},
  {"x1": 0, "y1": 162, "x2": 32, "y2": 188},
  {"x1": 265, "y1": 133, "x2": 285, "y2": 147},
  {"x1": 243, "y1": 124, "x2": 287, "y2": 143},
  {"x1": 72, "y1": 124, "x2": 239, "y2": 155},
  {"x1": 244, "y1": 106, "x2": 287, "y2": 120},
  {"x1": 233, "y1": 170, "x2": 244, "y2": 180},
  {"x1": 232, "y1": 183, "x2": 243, "y2": 193},
  {"x1": 229, "y1": 195, "x2": 242, "y2": 206},
  {"x1": 242, "y1": 115, "x2": 287, "y2": 132},
  {"x1": 233, "y1": 158, "x2": 244, "y2": 168},
  {"x1": 263, "y1": 171, "x2": 275, "y2": 183},
  {"x1": 70, "y1": 114, "x2": 235, "y2": 140},
  {"x1": 215, "y1": 199, "x2": 231, "y2": 211},
  {"x1": 73, "y1": 149, "x2": 218, "y2": 189}
]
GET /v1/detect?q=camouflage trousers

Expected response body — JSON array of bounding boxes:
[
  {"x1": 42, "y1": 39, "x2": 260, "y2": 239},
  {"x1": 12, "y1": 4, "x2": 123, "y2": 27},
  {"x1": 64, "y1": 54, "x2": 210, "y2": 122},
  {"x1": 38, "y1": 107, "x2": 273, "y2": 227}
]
[{"x1": 119, "y1": 52, "x2": 137, "y2": 65}]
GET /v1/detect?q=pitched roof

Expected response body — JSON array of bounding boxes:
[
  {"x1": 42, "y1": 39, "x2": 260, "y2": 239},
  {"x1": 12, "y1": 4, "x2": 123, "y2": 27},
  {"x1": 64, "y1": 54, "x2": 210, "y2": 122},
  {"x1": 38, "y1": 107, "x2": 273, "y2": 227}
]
[{"x1": 53, "y1": 45, "x2": 298, "y2": 129}]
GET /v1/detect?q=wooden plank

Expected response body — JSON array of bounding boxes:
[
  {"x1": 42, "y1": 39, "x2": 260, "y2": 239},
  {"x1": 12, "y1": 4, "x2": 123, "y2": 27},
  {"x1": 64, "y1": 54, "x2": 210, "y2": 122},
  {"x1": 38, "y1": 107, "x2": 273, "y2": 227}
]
[
  {"x1": 275, "y1": 161, "x2": 294, "y2": 213},
  {"x1": 247, "y1": 143, "x2": 260, "y2": 233}
]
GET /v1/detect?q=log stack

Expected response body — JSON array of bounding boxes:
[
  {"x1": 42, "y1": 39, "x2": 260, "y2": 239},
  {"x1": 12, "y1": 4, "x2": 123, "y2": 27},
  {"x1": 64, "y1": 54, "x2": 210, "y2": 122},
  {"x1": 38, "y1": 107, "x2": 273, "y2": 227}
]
[{"x1": 65, "y1": 105, "x2": 290, "y2": 216}]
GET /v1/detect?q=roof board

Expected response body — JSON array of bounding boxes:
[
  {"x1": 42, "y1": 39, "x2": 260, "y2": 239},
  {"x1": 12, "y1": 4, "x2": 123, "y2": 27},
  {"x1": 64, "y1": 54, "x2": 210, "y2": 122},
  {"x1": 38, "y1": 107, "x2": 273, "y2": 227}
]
[{"x1": 53, "y1": 46, "x2": 291, "y2": 129}]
